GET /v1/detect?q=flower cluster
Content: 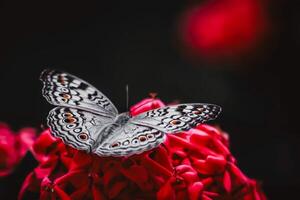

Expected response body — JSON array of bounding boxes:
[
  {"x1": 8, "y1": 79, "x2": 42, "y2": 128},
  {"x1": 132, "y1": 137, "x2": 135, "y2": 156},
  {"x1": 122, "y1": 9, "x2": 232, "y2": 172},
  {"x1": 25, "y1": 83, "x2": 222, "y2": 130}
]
[{"x1": 1, "y1": 98, "x2": 266, "y2": 200}]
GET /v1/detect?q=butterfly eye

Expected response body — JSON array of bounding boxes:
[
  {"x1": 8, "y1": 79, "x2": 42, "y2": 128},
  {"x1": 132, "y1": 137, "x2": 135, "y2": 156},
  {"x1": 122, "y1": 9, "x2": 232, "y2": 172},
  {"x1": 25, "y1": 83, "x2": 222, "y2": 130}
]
[{"x1": 78, "y1": 133, "x2": 89, "y2": 141}]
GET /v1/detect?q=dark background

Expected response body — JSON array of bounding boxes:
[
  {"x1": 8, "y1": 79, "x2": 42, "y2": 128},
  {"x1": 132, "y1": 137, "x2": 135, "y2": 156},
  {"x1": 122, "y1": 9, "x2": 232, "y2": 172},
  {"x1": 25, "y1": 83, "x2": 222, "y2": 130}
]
[{"x1": 0, "y1": 0, "x2": 296, "y2": 199}]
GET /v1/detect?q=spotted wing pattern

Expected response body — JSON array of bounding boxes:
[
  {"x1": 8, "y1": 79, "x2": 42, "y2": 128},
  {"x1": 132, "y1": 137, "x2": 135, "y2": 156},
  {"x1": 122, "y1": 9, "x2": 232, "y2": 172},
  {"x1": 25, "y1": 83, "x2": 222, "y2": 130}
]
[
  {"x1": 40, "y1": 69, "x2": 118, "y2": 116},
  {"x1": 131, "y1": 104, "x2": 221, "y2": 133},
  {"x1": 95, "y1": 123, "x2": 166, "y2": 157},
  {"x1": 47, "y1": 107, "x2": 114, "y2": 153}
]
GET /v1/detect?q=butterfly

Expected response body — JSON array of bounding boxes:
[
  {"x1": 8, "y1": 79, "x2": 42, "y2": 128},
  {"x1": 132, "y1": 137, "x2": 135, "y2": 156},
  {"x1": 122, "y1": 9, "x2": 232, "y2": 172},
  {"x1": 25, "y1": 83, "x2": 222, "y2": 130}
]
[{"x1": 40, "y1": 69, "x2": 221, "y2": 157}]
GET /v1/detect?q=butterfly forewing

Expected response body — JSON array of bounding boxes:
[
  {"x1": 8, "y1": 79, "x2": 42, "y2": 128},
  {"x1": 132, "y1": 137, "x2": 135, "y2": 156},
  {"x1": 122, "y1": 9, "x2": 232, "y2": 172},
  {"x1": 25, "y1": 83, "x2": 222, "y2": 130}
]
[
  {"x1": 40, "y1": 69, "x2": 118, "y2": 116},
  {"x1": 131, "y1": 103, "x2": 221, "y2": 133}
]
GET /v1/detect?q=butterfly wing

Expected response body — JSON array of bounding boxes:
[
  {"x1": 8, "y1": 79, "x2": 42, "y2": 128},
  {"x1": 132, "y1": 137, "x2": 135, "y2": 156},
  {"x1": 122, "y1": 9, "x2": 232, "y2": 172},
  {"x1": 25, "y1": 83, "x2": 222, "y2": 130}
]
[
  {"x1": 40, "y1": 69, "x2": 118, "y2": 116},
  {"x1": 130, "y1": 103, "x2": 221, "y2": 133},
  {"x1": 95, "y1": 103, "x2": 221, "y2": 157},
  {"x1": 47, "y1": 107, "x2": 114, "y2": 153},
  {"x1": 95, "y1": 123, "x2": 166, "y2": 157}
]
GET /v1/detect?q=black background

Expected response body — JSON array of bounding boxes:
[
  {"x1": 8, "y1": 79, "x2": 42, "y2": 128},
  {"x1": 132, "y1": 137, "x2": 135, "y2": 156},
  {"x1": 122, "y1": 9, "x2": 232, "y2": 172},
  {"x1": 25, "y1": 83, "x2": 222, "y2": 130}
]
[{"x1": 0, "y1": 0, "x2": 297, "y2": 199}]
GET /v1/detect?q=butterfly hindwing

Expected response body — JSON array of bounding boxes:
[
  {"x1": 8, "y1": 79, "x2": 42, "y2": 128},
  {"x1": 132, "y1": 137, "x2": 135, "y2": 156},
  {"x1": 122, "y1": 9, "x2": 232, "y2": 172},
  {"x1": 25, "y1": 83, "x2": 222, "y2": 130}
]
[
  {"x1": 95, "y1": 123, "x2": 166, "y2": 157},
  {"x1": 131, "y1": 103, "x2": 221, "y2": 133},
  {"x1": 47, "y1": 107, "x2": 114, "y2": 153},
  {"x1": 40, "y1": 69, "x2": 118, "y2": 116}
]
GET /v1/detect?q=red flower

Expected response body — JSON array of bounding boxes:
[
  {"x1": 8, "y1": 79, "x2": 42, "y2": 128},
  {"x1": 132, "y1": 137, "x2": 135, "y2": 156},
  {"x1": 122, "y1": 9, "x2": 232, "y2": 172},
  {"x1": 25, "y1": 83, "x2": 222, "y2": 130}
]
[
  {"x1": 179, "y1": 0, "x2": 269, "y2": 60},
  {"x1": 0, "y1": 123, "x2": 36, "y2": 177},
  {"x1": 18, "y1": 98, "x2": 266, "y2": 200}
]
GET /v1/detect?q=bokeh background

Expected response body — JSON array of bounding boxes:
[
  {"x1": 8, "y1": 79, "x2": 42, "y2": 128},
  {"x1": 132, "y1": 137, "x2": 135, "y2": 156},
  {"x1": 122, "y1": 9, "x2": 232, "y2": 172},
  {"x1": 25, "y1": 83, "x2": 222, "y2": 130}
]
[{"x1": 0, "y1": 0, "x2": 295, "y2": 199}]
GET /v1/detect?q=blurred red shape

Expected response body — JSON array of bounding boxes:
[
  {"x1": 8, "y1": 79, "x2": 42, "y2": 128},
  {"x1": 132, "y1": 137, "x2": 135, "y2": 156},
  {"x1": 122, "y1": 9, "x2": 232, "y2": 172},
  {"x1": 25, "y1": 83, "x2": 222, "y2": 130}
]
[
  {"x1": 180, "y1": 0, "x2": 268, "y2": 60},
  {"x1": 0, "y1": 123, "x2": 36, "y2": 177}
]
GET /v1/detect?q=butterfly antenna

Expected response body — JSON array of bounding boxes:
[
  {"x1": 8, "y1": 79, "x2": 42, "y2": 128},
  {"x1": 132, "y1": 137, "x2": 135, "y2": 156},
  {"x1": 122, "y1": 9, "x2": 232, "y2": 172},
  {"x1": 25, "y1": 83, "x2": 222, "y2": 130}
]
[{"x1": 126, "y1": 84, "x2": 129, "y2": 111}]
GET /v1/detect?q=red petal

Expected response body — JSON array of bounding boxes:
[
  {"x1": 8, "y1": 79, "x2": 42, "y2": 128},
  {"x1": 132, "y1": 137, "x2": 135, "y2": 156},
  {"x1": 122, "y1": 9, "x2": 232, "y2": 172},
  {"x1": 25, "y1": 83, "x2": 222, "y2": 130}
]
[
  {"x1": 203, "y1": 191, "x2": 219, "y2": 199},
  {"x1": 70, "y1": 184, "x2": 90, "y2": 200},
  {"x1": 92, "y1": 185, "x2": 106, "y2": 200},
  {"x1": 102, "y1": 168, "x2": 122, "y2": 186},
  {"x1": 34, "y1": 166, "x2": 54, "y2": 180},
  {"x1": 18, "y1": 172, "x2": 40, "y2": 200},
  {"x1": 150, "y1": 146, "x2": 173, "y2": 171},
  {"x1": 175, "y1": 164, "x2": 194, "y2": 174},
  {"x1": 223, "y1": 170, "x2": 232, "y2": 193},
  {"x1": 189, "y1": 129, "x2": 211, "y2": 146},
  {"x1": 227, "y1": 162, "x2": 249, "y2": 185},
  {"x1": 130, "y1": 98, "x2": 165, "y2": 116},
  {"x1": 17, "y1": 127, "x2": 37, "y2": 158},
  {"x1": 53, "y1": 185, "x2": 71, "y2": 200},
  {"x1": 32, "y1": 129, "x2": 60, "y2": 161},
  {"x1": 192, "y1": 155, "x2": 227, "y2": 175},
  {"x1": 120, "y1": 165, "x2": 148, "y2": 188},
  {"x1": 108, "y1": 181, "x2": 128, "y2": 199},
  {"x1": 69, "y1": 151, "x2": 93, "y2": 171},
  {"x1": 168, "y1": 134, "x2": 219, "y2": 157},
  {"x1": 212, "y1": 138, "x2": 231, "y2": 157},
  {"x1": 197, "y1": 124, "x2": 230, "y2": 147},
  {"x1": 54, "y1": 170, "x2": 88, "y2": 188},
  {"x1": 141, "y1": 154, "x2": 173, "y2": 179},
  {"x1": 157, "y1": 178, "x2": 175, "y2": 200},
  {"x1": 188, "y1": 182, "x2": 203, "y2": 200}
]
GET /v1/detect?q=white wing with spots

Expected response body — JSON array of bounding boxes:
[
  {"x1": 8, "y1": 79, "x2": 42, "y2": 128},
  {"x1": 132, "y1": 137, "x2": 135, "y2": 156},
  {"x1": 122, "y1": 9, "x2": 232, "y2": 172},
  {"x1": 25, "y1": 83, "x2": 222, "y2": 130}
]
[
  {"x1": 40, "y1": 69, "x2": 118, "y2": 117},
  {"x1": 47, "y1": 107, "x2": 114, "y2": 153},
  {"x1": 94, "y1": 123, "x2": 166, "y2": 157},
  {"x1": 131, "y1": 104, "x2": 221, "y2": 133}
]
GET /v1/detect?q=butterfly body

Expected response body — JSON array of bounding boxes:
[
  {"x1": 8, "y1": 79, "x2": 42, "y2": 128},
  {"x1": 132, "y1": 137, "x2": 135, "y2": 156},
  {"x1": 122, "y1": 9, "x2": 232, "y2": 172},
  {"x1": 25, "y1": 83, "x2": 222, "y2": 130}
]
[
  {"x1": 91, "y1": 113, "x2": 130, "y2": 151},
  {"x1": 41, "y1": 69, "x2": 221, "y2": 157},
  {"x1": 114, "y1": 112, "x2": 131, "y2": 125}
]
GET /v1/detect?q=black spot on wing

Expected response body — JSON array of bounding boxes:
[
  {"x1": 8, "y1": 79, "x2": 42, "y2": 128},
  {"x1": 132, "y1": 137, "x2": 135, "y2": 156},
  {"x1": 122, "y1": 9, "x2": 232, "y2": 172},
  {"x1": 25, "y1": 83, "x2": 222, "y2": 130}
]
[{"x1": 77, "y1": 82, "x2": 88, "y2": 90}]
